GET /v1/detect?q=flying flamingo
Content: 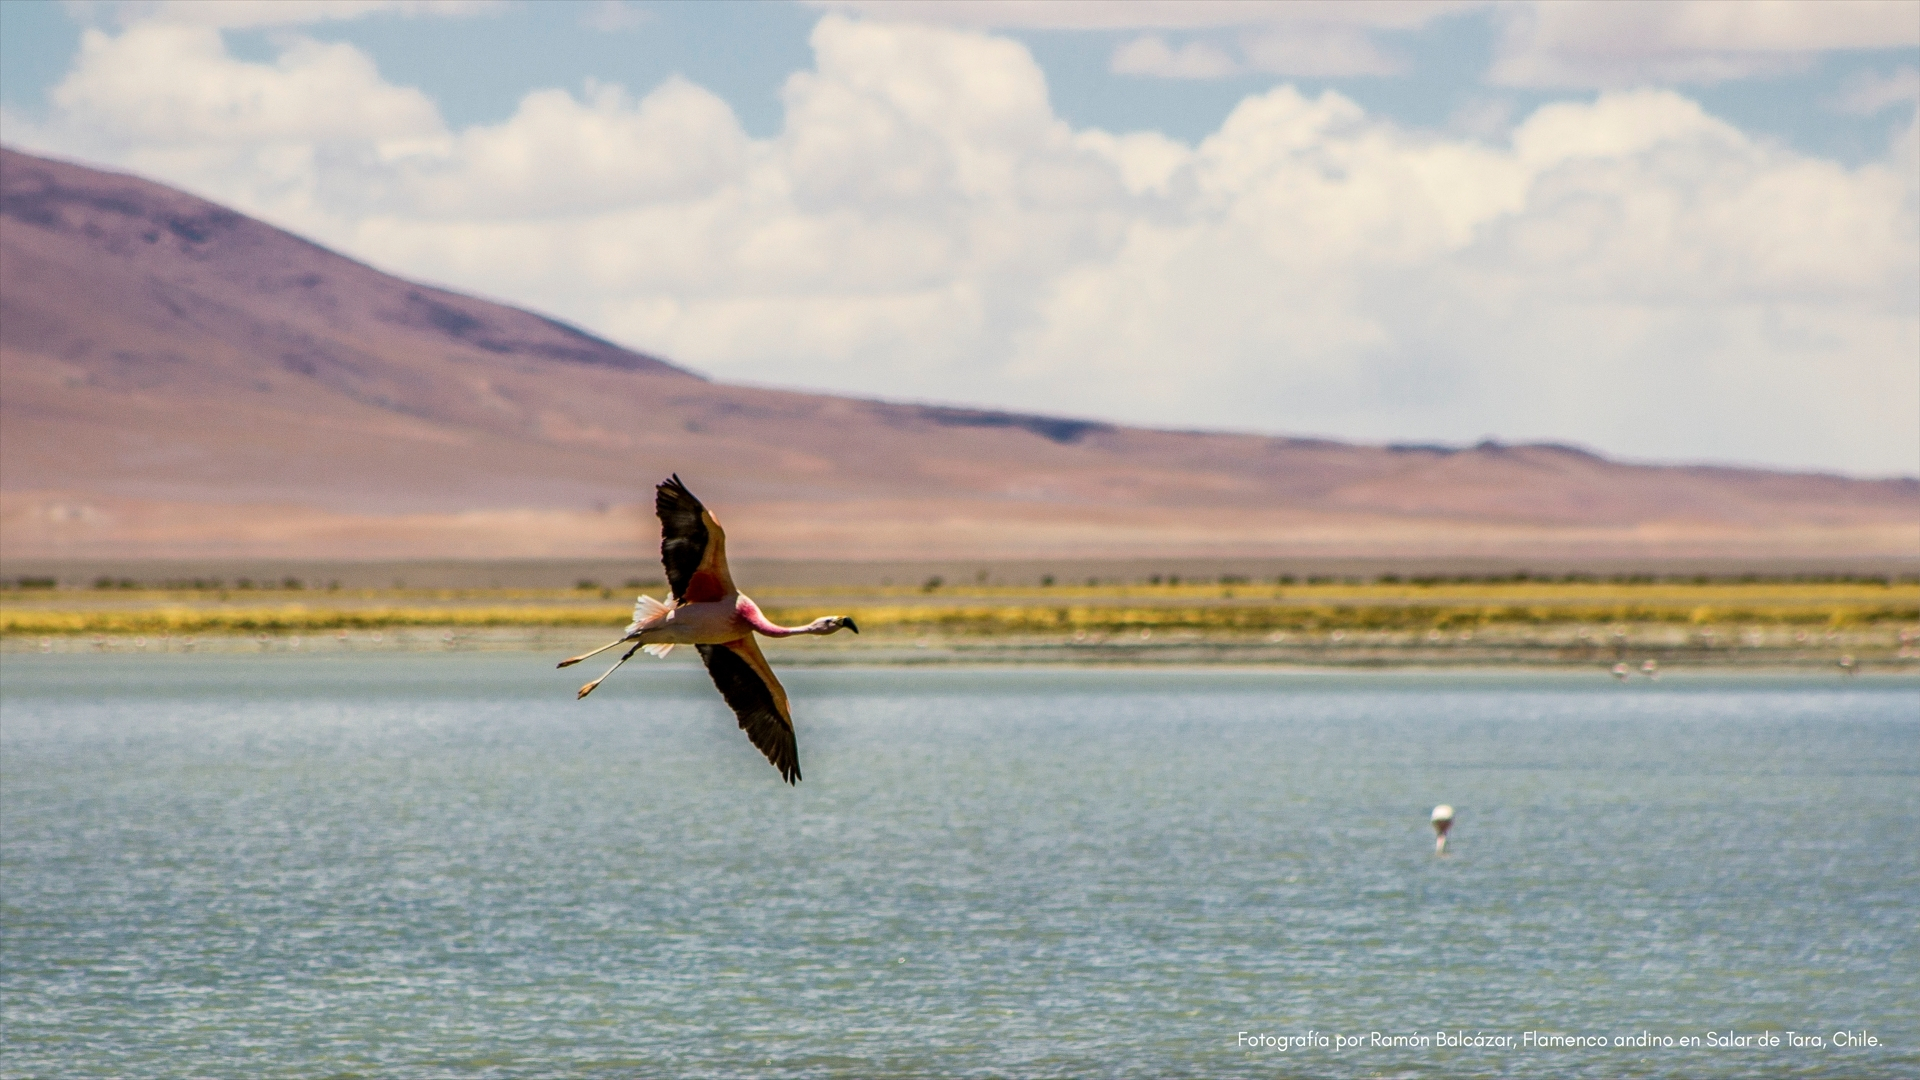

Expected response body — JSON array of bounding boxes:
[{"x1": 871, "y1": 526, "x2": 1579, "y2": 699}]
[{"x1": 557, "y1": 475, "x2": 858, "y2": 784}]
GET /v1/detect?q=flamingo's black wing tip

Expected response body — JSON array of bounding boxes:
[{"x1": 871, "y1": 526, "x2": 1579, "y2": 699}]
[{"x1": 697, "y1": 642, "x2": 802, "y2": 788}]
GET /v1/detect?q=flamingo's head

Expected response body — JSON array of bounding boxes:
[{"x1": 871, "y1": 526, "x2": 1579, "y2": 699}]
[{"x1": 815, "y1": 615, "x2": 858, "y2": 635}]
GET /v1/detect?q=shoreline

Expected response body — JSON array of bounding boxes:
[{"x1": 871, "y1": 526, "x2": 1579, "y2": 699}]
[
  {"x1": 7, "y1": 580, "x2": 1914, "y2": 672},
  {"x1": 5, "y1": 625, "x2": 1912, "y2": 674}
]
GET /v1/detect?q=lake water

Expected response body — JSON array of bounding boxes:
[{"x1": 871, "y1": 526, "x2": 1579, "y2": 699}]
[{"x1": 3, "y1": 654, "x2": 1916, "y2": 1078}]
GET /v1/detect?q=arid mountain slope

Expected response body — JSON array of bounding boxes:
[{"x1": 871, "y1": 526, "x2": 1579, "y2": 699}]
[{"x1": 3, "y1": 146, "x2": 1914, "y2": 562}]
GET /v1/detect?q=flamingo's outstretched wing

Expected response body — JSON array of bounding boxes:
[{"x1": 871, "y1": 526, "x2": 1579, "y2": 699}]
[
  {"x1": 697, "y1": 637, "x2": 801, "y2": 785},
  {"x1": 656, "y1": 474, "x2": 734, "y2": 603}
]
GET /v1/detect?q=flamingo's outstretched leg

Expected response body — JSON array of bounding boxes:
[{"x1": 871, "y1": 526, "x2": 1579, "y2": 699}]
[
  {"x1": 557, "y1": 636, "x2": 634, "y2": 669},
  {"x1": 577, "y1": 642, "x2": 646, "y2": 699}
]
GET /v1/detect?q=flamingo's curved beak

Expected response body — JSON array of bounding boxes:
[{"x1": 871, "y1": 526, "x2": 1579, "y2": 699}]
[{"x1": 844, "y1": 617, "x2": 860, "y2": 634}]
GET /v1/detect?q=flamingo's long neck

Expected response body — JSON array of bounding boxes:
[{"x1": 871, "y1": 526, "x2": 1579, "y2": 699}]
[{"x1": 737, "y1": 597, "x2": 808, "y2": 637}]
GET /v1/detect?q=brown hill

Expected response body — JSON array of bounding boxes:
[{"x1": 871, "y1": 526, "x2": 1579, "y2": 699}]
[{"x1": 2, "y1": 146, "x2": 1914, "y2": 564}]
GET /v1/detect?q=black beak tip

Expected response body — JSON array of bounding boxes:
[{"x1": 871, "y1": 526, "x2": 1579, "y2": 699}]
[{"x1": 845, "y1": 618, "x2": 859, "y2": 634}]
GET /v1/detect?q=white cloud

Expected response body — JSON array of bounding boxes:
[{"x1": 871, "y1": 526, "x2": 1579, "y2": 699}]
[
  {"x1": 818, "y1": 1, "x2": 1920, "y2": 89},
  {"x1": 1831, "y1": 65, "x2": 1920, "y2": 114},
  {"x1": 805, "y1": 1, "x2": 1483, "y2": 32},
  {"x1": 823, "y1": 0, "x2": 1466, "y2": 80},
  {"x1": 1111, "y1": 36, "x2": 1242, "y2": 80},
  {"x1": 6, "y1": 11, "x2": 1916, "y2": 475},
  {"x1": 11, "y1": 19, "x2": 443, "y2": 229},
  {"x1": 49, "y1": 22, "x2": 442, "y2": 145},
  {"x1": 1240, "y1": 25, "x2": 1405, "y2": 78},
  {"x1": 1111, "y1": 26, "x2": 1408, "y2": 82},
  {"x1": 69, "y1": 0, "x2": 501, "y2": 30},
  {"x1": 578, "y1": 0, "x2": 650, "y2": 33},
  {"x1": 1490, "y1": 0, "x2": 1920, "y2": 88},
  {"x1": 395, "y1": 78, "x2": 750, "y2": 217}
]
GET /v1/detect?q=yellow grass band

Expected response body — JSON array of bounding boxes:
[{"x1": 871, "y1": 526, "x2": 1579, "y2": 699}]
[{"x1": 4, "y1": 601, "x2": 1913, "y2": 636}]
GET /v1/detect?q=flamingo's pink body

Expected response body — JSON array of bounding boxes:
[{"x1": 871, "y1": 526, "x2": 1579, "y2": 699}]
[{"x1": 629, "y1": 594, "x2": 843, "y2": 646}]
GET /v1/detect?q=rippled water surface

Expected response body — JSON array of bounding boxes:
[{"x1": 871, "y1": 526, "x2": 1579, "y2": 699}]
[{"x1": 3, "y1": 655, "x2": 1917, "y2": 1078}]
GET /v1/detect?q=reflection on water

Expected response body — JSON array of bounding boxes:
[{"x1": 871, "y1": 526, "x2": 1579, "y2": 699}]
[{"x1": 3, "y1": 656, "x2": 1916, "y2": 1078}]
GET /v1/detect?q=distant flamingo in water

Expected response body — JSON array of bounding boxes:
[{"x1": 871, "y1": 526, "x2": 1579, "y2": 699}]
[
  {"x1": 1431, "y1": 804, "x2": 1454, "y2": 855},
  {"x1": 558, "y1": 475, "x2": 858, "y2": 784}
]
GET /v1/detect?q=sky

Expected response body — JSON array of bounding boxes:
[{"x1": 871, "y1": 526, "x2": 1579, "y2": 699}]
[{"x1": 1, "y1": 0, "x2": 1917, "y2": 477}]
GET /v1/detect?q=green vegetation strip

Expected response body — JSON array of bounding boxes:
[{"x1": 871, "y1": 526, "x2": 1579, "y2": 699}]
[
  {"x1": 0, "y1": 606, "x2": 631, "y2": 635},
  {"x1": 5, "y1": 600, "x2": 1914, "y2": 636},
  {"x1": 778, "y1": 603, "x2": 1917, "y2": 633}
]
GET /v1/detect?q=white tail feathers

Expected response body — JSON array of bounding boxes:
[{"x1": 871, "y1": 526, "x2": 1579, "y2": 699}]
[
  {"x1": 627, "y1": 595, "x2": 675, "y2": 657},
  {"x1": 626, "y1": 594, "x2": 670, "y2": 635}
]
